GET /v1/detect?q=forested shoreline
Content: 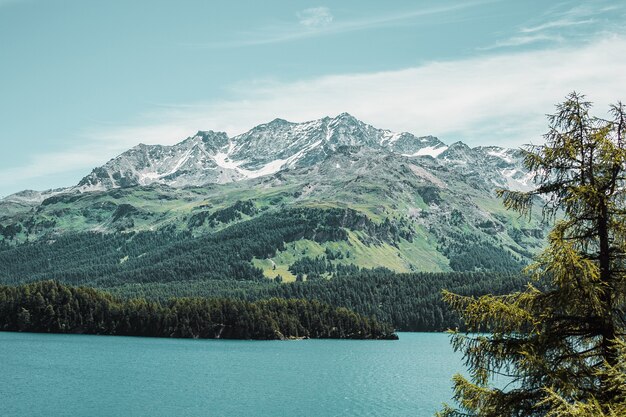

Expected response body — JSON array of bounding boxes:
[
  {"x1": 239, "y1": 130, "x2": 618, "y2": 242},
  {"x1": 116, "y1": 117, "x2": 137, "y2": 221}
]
[
  {"x1": 105, "y1": 269, "x2": 528, "y2": 331},
  {"x1": 0, "y1": 281, "x2": 397, "y2": 340},
  {"x1": 0, "y1": 269, "x2": 528, "y2": 333},
  {"x1": 0, "y1": 204, "x2": 530, "y2": 335}
]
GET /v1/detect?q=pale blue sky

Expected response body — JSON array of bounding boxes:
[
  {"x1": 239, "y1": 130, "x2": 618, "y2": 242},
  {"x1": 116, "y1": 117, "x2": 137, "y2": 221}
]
[{"x1": 1, "y1": 0, "x2": 625, "y2": 196}]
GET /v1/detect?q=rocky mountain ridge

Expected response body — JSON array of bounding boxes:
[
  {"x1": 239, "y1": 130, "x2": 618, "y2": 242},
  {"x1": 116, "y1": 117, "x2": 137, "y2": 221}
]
[{"x1": 2, "y1": 113, "x2": 531, "y2": 205}]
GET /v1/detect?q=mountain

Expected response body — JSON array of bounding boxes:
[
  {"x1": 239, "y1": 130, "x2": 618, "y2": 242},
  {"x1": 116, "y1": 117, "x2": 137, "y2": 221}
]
[
  {"x1": 74, "y1": 113, "x2": 469, "y2": 191},
  {"x1": 0, "y1": 113, "x2": 547, "y2": 285},
  {"x1": 2, "y1": 113, "x2": 531, "y2": 198}
]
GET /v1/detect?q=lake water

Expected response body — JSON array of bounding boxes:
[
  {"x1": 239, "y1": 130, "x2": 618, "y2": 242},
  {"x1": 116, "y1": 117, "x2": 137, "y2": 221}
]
[{"x1": 0, "y1": 332, "x2": 464, "y2": 417}]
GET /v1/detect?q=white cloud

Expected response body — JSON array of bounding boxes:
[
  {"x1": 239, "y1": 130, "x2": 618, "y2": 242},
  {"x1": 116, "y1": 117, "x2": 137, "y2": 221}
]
[
  {"x1": 0, "y1": 142, "x2": 128, "y2": 196},
  {"x1": 94, "y1": 35, "x2": 626, "y2": 147},
  {"x1": 297, "y1": 7, "x2": 333, "y2": 28},
  {"x1": 480, "y1": 33, "x2": 563, "y2": 50},
  {"x1": 3, "y1": 35, "x2": 626, "y2": 194}
]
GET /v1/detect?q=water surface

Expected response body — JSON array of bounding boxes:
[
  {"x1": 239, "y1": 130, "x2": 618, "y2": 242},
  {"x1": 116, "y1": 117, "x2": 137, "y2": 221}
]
[{"x1": 0, "y1": 332, "x2": 463, "y2": 417}]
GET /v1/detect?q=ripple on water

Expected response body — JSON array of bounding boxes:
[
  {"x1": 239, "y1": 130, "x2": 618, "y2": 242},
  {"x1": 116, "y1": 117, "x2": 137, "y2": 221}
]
[{"x1": 0, "y1": 332, "x2": 464, "y2": 417}]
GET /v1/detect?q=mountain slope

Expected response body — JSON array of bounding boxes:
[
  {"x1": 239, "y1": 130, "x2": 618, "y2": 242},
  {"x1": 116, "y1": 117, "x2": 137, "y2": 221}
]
[{"x1": 0, "y1": 114, "x2": 547, "y2": 283}]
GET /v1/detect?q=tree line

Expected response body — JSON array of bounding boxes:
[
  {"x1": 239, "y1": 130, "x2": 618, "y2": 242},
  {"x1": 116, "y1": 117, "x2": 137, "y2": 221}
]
[
  {"x1": 0, "y1": 280, "x2": 397, "y2": 340},
  {"x1": 105, "y1": 269, "x2": 528, "y2": 331}
]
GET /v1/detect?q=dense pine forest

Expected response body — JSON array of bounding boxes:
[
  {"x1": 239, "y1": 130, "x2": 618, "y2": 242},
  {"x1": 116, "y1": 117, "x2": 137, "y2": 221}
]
[
  {"x1": 105, "y1": 269, "x2": 527, "y2": 331},
  {"x1": 0, "y1": 206, "x2": 523, "y2": 287},
  {"x1": 0, "y1": 281, "x2": 397, "y2": 340}
]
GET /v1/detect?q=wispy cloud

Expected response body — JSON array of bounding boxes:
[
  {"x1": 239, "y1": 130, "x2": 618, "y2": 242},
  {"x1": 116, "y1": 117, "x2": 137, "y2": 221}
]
[
  {"x1": 484, "y1": 0, "x2": 624, "y2": 51},
  {"x1": 0, "y1": 150, "x2": 114, "y2": 187},
  {"x1": 561, "y1": 2, "x2": 624, "y2": 20},
  {"x1": 297, "y1": 7, "x2": 333, "y2": 28},
  {"x1": 184, "y1": 1, "x2": 492, "y2": 48},
  {"x1": 520, "y1": 18, "x2": 594, "y2": 34},
  {"x1": 479, "y1": 33, "x2": 563, "y2": 50}
]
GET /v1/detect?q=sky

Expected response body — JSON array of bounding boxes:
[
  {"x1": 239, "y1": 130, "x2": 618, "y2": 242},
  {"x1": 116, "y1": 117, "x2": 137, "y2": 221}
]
[{"x1": 1, "y1": 0, "x2": 625, "y2": 196}]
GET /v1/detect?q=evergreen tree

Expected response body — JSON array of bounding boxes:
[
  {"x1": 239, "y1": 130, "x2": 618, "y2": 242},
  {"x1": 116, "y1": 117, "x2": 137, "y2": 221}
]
[
  {"x1": 0, "y1": 281, "x2": 397, "y2": 340},
  {"x1": 439, "y1": 93, "x2": 626, "y2": 416}
]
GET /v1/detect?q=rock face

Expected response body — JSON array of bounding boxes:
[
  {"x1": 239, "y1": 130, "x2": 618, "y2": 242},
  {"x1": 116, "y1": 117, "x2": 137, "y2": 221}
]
[
  {"x1": 77, "y1": 131, "x2": 242, "y2": 190},
  {"x1": 68, "y1": 113, "x2": 530, "y2": 193}
]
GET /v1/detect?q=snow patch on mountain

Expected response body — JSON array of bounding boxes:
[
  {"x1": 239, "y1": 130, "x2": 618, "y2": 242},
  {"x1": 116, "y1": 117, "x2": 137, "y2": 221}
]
[
  {"x1": 402, "y1": 145, "x2": 448, "y2": 158},
  {"x1": 488, "y1": 148, "x2": 514, "y2": 163}
]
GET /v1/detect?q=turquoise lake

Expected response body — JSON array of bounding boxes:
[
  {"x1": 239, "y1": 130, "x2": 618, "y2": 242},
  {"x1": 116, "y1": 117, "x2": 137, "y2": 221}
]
[{"x1": 0, "y1": 332, "x2": 464, "y2": 417}]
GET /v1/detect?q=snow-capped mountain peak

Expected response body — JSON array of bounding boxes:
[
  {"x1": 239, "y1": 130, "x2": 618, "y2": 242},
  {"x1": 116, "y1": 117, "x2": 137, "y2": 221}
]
[{"x1": 69, "y1": 114, "x2": 528, "y2": 193}]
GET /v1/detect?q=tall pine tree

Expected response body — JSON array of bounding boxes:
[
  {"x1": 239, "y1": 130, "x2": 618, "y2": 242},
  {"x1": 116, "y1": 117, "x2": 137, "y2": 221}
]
[{"x1": 439, "y1": 92, "x2": 626, "y2": 417}]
